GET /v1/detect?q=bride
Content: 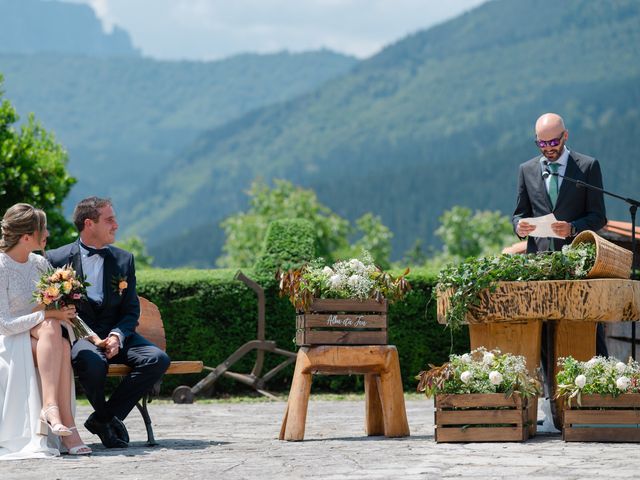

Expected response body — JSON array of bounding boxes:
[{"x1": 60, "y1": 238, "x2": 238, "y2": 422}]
[{"x1": 0, "y1": 203, "x2": 91, "y2": 459}]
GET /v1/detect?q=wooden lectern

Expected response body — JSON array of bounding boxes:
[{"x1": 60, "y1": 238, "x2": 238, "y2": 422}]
[{"x1": 437, "y1": 279, "x2": 640, "y2": 431}]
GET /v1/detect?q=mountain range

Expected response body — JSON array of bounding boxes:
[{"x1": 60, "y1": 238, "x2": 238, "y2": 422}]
[
  {"x1": 2, "y1": 0, "x2": 639, "y2": 267},
  {"x1": 130, "y1": 0, "x2": 640, "y2": 266}
]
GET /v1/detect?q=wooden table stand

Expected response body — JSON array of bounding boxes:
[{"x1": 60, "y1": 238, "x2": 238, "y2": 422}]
[{"x1": 279, "y1": 345, "x2": 410, "y2": 441}]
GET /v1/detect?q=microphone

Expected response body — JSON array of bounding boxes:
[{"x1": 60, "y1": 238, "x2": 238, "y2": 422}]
[{"x1": 542, "y1": 160, "x2": 558, "y2": 179}]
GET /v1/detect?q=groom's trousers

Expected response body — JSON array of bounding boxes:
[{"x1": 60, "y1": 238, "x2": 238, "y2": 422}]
[{"x1": 71, "y1": 333, "x2": 170, "y2": 421}]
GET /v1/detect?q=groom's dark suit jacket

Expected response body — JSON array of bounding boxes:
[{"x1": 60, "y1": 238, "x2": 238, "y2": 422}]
[
  {"x1": 512, "y1": 151, "x2": 607, "y2": 253},
  {"x1": 46, "y1": 241, "x2": 139, "y2": 340}
]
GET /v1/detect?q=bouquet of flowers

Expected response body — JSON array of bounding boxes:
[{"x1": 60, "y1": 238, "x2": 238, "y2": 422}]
[
  {"x1": 278, "y1": 251, "x2": 411, "y2": 311},
  {"x1": 416, "y1": 347, "x2": 541, "y2": 399},
  {"x1": 33, "y1": 265, "x2": 98, "y2": 341},
  {"x1": 556, "y1": 356, "x2": 640, "y2": 405}
]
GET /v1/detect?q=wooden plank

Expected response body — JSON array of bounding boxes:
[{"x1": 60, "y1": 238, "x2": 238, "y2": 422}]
[
  {"x1": 565, "y1": 394, "x2": 640, "y2": 408},
  {"x1": 298, "y1": 314, "x2": 387, "y2": 329},
  {"x1": 299, "y1": 330, "x2": 387, "y2": 346},
  {"x1": 309, "y1": 298, "x2": 387, "y2": 313},
  {"x1": 564, "y1": 427, "x2": 640, "y2": 442},
  {"x1": 108, "y1": 361, "x2": 203, "y2": 377},
  {"x1": 436, "y1": 394, "x2": 523, "y2": 409},
  {"x1": 436, "y1": 426, "x2": 526, "y2": 443},
  {"x1": 436, "y1": 409, "x2": 524, "y2": 425},
  {"x1": 564, "y1": 410, "x2": 640, "y2": 424},
  {"x1": 437, "y1": 279, "x2": 640, "y2": 324}
]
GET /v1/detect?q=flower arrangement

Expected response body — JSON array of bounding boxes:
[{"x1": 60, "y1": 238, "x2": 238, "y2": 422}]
[
  {"x1": 278, "y1": 251, "x2": 411, "y2": 311},
  {"x1": 556, "y1": 356, "x2": 640, "y2": 405},
  {"x1": 416, "y1": 347, "x2": 541, "y2": 399},
  {"x1": 33, "y1": 265, "x2": 98, "y2": 340},
  {"x1": 436, "y1": 243, "x2": 596, "y2": 330}
]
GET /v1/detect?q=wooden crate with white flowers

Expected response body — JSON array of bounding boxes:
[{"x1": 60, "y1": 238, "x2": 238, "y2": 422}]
[{"x1": 435, "y1": 393, "x2": 533, "y2": 442}]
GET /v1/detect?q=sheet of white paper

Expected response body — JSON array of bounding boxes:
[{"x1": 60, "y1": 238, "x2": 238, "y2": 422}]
[{"x1": 521, "y1": 213, "x2": 563, "y2": 238}]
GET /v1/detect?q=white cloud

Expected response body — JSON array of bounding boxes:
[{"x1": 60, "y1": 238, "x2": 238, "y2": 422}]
[{"x1": 63, "y1": 0, "x2": 488, "y2": 60}]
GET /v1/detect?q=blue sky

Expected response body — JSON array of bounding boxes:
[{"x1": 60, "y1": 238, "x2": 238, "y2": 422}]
[{"x1": 63, "y1": 0, "x2": 487, "y2": 61}]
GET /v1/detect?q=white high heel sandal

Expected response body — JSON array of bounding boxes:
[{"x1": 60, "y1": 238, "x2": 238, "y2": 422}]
[
  {"x1": 38, "y1": 405, "x2": 72, "y2": 437},
  {"x1": 61, "y1": 427, "x2": 92, "y2": 455}
]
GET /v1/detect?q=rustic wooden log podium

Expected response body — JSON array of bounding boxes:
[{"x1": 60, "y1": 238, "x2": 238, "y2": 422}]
[{"x1": 437, "y1": 279, "x2": 640, "y2": 432}]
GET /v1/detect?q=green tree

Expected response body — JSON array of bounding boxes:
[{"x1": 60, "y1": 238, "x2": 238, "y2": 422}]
[
  {"x1": 432, "y1": 206, "x2": 515, "y2": 263},
  {"x1": 115, "y1": 235, "x2": 154, "y2": 269},
  {"x1": 0, "y1": 76, "x2": 76, "y2": 246},
  {"x1": 335, "y1": 213, "x2": 393, "y2": 269},
  {"x1": 218, "y1": 179, "x2": 395, "y2": 268}
]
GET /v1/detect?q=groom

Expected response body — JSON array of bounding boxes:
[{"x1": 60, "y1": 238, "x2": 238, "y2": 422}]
[{"x1": 47, "y1": 197, "x2": 170, "y2": 448}]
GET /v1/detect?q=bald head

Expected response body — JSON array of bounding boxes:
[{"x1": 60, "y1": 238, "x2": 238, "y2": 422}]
[{"x1": 535, "y1": 113, "x2": 566, "y2": 139}]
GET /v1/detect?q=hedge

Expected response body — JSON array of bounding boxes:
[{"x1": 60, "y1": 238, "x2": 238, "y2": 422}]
[{"x1": 136, "y1": 267, "x2": 470, "y2": 396}]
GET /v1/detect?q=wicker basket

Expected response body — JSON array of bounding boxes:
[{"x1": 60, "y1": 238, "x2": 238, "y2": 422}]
[{"x1": 571, "y1": 230, "x2": 632, "y2": 279}]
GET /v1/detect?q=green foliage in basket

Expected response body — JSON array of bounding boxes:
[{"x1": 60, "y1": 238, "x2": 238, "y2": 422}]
[
  {"x1": 435, "y1": 243, "x2": 596, "y2": 330},
  {"x1": 556, "y1": 356, "x2": 640, "y2": 405},
  {"x1": 416, "y1": 347, "x2": 541, "y2": 399}
]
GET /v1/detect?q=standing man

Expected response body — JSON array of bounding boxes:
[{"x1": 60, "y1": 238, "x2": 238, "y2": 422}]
[
  {"x1": 47, "y1": 197, "x2": 170, "y2": 448},
  {"x1": 512, "y1": 113, "x2": 607, "y2": 430},
  {"x1": 513, "y1": 112, "x2": 607, "y2": 250}
]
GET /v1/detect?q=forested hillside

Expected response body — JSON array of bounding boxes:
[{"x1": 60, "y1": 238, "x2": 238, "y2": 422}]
[
  {"x1": 0, "y1": 0, "x2": 138, "y2": 56},
  {"x1": 129, "y1": 0, "x2": 640, "y2": 266},
  {"x1": 0, "y1": 50, "x2": 357, "y2": 209}
]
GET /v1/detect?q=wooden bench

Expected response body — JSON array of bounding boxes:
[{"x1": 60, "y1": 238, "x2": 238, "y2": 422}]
[{"x1": 106, "y1": 297, "x2": 204, "y2": 445}]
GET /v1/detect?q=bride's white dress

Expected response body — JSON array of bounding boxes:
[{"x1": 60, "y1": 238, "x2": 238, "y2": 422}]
[{"x1": 0, "y1": 252, "x2": 66, "y2": 460}]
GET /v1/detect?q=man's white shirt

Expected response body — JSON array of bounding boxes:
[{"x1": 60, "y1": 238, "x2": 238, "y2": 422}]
[{"x1": 79, "y1": 243, "x2": 124, "y2": 347}]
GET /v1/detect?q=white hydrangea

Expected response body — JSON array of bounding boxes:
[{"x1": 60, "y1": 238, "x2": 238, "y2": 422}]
[
  {"x1": 460, "y1": 353, "x2": 472, "y2": 364},
  {"x1": 329, "y1": 274, "x2": 345, "y2": 289},
  {"x1": 460, "y1": 371, "x2": 472, "y2": 384},
  {"x1": 575, "y1": 374, "x2": 587, "y2": 389},
  {"x1": 348, "y1": 258, "x2": 366, "y2": 274},
  {"x1": 616, "y1": 362, "x2": 627, "y2": 374},
  {"x1": 322, "y1": 266, "x2": 334, "y2": 277},
  {"x1": 616, "y1": 376, "x2": 631, "y2": 391},
  {"x1": 489, "y1": 371, "x2": 503, "y2": 386},
  {"x1": 483, "y1": 352, "x2": 495, "y2": 365}
]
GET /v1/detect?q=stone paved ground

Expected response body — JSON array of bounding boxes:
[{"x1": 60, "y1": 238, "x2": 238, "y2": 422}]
[{"x1": 4, "y1": 397, "x2": 640, "y2": 480}]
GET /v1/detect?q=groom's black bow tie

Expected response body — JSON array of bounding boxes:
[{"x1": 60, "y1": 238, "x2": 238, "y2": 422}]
[{"x1": 80, "y1": 242, "x2": 110, "y2": 258}]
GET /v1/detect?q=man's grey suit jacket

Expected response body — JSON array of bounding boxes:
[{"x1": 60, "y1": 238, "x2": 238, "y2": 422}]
[{"x1": 512, "y1": 151, "x2": 607, "y2": 253}]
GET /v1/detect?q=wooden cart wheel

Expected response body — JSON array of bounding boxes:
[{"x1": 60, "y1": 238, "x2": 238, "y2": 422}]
[{"x1": 172, "y1": 385, "x2": 195, "y2": 404}]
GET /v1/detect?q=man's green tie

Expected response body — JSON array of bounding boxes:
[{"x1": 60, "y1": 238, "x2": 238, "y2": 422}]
[
  {"x1": 548, "y1": 162, "x2": 559, "y2": 208},
  {"x1": 548, "y1": 162, "x2": 560, "y2": 250}
]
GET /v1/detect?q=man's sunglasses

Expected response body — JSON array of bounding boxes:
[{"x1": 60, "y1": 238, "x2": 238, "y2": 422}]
[{"x1": 535, "y1": 132, "x2": 565, "y2": 148}]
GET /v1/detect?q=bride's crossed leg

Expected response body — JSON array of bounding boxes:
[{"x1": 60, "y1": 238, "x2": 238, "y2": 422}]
[{"x1": 30, "y1": 309, "x2": 91, "y2": 455}]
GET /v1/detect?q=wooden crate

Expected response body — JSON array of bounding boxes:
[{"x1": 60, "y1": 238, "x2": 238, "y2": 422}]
[
  {"x1": 563, "y1": 393, "x2": 640, "y2": 442},
  {"x1": 435, "y1": 393, "x2": 532, "y2": 442},
  {"x1": 295, "y1": 298, "x2": 387, "y2": 346}
]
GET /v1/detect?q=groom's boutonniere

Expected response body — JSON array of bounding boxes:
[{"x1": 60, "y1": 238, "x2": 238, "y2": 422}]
[{"x1": 112, "y1": 275, "x2": 128, "y2": 296}]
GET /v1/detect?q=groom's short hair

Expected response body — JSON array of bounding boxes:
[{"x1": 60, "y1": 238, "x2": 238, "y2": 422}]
[{"x1": 73, "y1": 196, "x2": 113, "y2": 232}]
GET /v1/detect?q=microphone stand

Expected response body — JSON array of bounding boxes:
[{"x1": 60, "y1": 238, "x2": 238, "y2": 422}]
[{"x1": 545, "y1": 165, "x2": 640, "y2": 359}]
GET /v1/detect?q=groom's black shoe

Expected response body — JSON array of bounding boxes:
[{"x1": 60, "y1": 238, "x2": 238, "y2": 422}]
[
  {"x1": 110, "y1": 416, "x2": 129, "y2": 443},
  {"x1": 85, "y1": 412, "x2": 128, "y2": 448}
]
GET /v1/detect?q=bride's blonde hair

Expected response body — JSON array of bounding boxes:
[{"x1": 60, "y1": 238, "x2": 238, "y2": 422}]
[{"x1": 0, "y1": 203, "x2": 47, "y2": 252}]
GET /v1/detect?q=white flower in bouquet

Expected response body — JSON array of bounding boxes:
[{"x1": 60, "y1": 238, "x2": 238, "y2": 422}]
[
  {"x1": 575, "y1": 374, "x2": 587, "y2": 389},
  {"x1": 348, "y1": 258, "x2": 366, "y2": 274},
  {"x1": 460, "y1": 353, "x2": 472, "y2": 364},
  {"x1": 322, "y1": 266, "x2": 334, "y2": 277},
  {"x1": 329, "y1": 274, "x2": 345, "y2": 289},
  {"x1": 616, "y1": 376, "x2": 631, "y2": 391},
  {"x1": 483, "y1": 352, "x2": 495, "y2": 365},
  {"x1": 460, "y1": 371, "x2": 472, "y2": 384},
  {"x1": 586, "y1": 358, "x2": 598, "y2": 367},
  {"x1": 347, "y1": 274, "x2": 363, "y2": 288},
  {"x1": 616, "y1": 362, "x2": 627, "y2": 374},
  {"x1": 489, "y1": 370, "x2": 503, "y2": 385}
]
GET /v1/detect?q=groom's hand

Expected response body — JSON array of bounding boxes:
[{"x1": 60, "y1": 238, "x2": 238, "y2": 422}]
[{"x1": 103, "y1": 334, "x2": 121, "y2": 359}]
